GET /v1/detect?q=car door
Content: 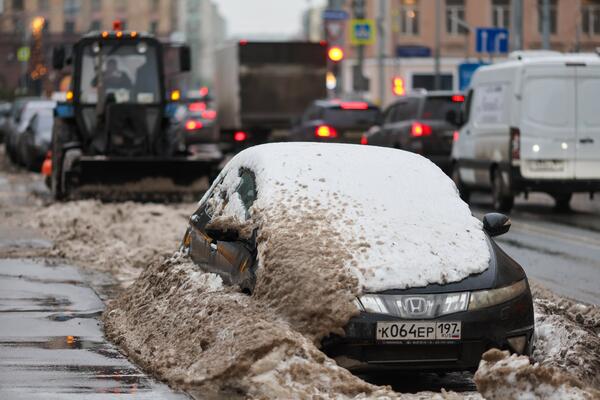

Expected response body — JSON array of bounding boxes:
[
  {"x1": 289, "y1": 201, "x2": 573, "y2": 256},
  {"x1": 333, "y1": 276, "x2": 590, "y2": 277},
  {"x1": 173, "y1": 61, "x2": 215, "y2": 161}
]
[{"x1": 575, "y1": 64, "x2": 600, "y2": 180}]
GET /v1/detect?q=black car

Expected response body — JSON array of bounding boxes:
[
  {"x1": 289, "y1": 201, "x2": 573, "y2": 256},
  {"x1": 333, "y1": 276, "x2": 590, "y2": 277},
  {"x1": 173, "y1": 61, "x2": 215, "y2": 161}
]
[
  {"x1": 172, "y1": 98, "x2": 222, "y2": 162},
  {"x1": 363, "y1": 91, "x2": 464, "y2": 174},
  {"x1": 180, "y1": 143, "x2": 534, "y2": 374},
  {"x1": 290, "y1": 99, "x2": 380, "y2": 144},
  {"x1": 16, "y1": 109, "x2": 53, "y2": 171},
  {"x1": 0, "y1": 102, "x2": 11, "y2": 143}
]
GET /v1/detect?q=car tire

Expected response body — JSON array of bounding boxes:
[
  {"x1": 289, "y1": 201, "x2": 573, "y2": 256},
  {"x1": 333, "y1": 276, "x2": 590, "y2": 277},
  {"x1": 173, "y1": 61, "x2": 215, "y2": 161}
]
[
  {"x1": 491, "y1": 168, "x2": 514, "y2": 212},
  {"x1": 552, "y1": 193, "x2": 572, "y2": 212},
  {"x1": 452, "y1": 164, "x2": 470, "y2": 203}
]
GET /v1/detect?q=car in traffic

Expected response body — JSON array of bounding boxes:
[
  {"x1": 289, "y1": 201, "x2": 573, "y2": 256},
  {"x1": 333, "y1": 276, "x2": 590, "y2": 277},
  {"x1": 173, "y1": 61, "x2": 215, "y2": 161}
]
[
  {"x1": 16, "y1": 108, "x2": 53, "y2": 171},
  {"x1": 0, "y1": 101, "x2": 11, "y2": 143},
  {"x1": 362, "y1": 91, "x2": 464, "y2": 174},
  {"x1": 180, "y1": 142, "x2": 534, "y2": 373},
  {"x1": 289, "y1": 99, "x2": 380, "y2": 144},
  {"x1": 172, "y1": 96, "x2": 222, "y2": 162},
  {"x1": 452, "y1": 51, "x2": 600, "y2": 211},
  {"x1": 5, "y1": 98, "x2": 55, "y2": 165}
]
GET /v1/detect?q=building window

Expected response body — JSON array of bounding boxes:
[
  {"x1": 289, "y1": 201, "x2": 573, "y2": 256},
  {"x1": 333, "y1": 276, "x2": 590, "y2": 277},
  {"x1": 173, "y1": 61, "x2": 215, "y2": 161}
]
[
  {"x1": 446, "y1": 0, "x2": 468, "y2": 35},
  {"x1": 398, "y1": 0, "x2": 419, "y2": 35},
  {"x1": 537, "y1": 0, "x2": 557, "y2": 34},
  {"x1": 12, "y1": 0, "x2": 24, "y2": 11},
  {"x1": 492, "y1": 0, "x2": 510, "y2": 28},
  {"x1": 64, "y1": 20, "x2": 75, "y2": 34},
  {"x1": 582, "y1": 0, "x2": 600, "y2": 35},
  {"x1": 90, "y1": 20, "x2": 101, "y2": 31},
  {"x1": 150, "y1": 20, "x2": 158, "y2": 34},
  {"x1": 64, "y1": 0, "x2": 80, "y2": 16},
  {"x1": 91, "y1": 0, "x2": 101, "y2": 12}
]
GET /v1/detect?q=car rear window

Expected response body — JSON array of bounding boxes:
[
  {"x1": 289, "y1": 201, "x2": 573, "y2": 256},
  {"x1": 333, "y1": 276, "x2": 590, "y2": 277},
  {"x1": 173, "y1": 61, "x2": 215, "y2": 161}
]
[
  {"x1": 323, "y1": 108, "x2": 380, "y2": 128},
  {"x1": 421, "y1": 97, "x2": 462, "y2": 124}
]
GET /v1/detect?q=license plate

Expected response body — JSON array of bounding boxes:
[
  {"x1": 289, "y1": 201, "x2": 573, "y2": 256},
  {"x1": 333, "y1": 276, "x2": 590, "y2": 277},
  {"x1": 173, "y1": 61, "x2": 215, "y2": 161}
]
[
  {"x1": 344, "y1": 131, "x2": 364, "y2": 140},
  {"x1": 376, "y1": 321, "x2": 461, "y2": 341},
  {"x1": 528, "y1": 160, "x2": 565, "y2": 172}
]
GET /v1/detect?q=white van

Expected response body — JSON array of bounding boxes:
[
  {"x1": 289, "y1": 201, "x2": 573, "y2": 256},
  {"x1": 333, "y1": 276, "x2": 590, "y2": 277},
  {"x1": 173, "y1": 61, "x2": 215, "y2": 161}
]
[{"x1": 451, "y1": 51, "x2": 600, "y2": 211}]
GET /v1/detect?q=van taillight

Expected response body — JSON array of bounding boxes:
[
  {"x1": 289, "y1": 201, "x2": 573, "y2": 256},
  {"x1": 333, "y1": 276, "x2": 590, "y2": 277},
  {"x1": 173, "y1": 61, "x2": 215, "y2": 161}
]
[
  {"x1": 510, "y1": 127, "x2": 520, "y2": 160},
  {"x1": 360, "y1": 134, "x2": 368, "y2": 145},
  {"x1": 411, "y1": 122, "x2": 432, "y2": 137}
]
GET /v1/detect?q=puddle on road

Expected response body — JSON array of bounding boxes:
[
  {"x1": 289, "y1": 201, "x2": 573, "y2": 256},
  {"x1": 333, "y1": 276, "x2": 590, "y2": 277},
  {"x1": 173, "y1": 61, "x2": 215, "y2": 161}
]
[
  {"x1": 0, "y1": 238, "x2": 52, "y2": 249},
  {"x1": 47, "y1": 310, "x2": 103, "y2": 321}
]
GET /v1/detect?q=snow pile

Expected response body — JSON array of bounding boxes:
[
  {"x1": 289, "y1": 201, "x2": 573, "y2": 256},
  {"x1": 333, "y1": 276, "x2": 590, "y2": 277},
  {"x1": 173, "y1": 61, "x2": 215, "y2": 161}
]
[
  {"x1": 205, "y1": 142, "x2": 490, "y2": 292},
  {"x1": 474, "y1": 349, "x2": 599, "y2": 399},
  {"x1": 103, "y1": 255, "x2": 393, "y2": 398},
  {"x1": 531, "y1": 283, "x2": 600, "y2": 388},
  {"x1": 30, "y1": 200, "x2": 194, "y2": 285}
]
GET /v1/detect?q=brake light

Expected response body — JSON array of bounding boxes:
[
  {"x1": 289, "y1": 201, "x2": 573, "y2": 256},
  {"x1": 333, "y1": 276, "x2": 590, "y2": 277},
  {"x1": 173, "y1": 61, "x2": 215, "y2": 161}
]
[
  {"x1": 510, "y1": 127, "x2": 520, "y2": 160},
  {"x1": 340, "y1": 102, "x2": 369, "y2": 110},
  {"x1": 41, "y1": 151, "x2": 52, "y2": 177},
  {"x1": 360, "y1": 134, "x2": 368, "y2": 145},
  {"x1": 234, "y1": 131, "x2": 247, "y2": 142},
  {"x1": 452, "y1": 95, "x2": 465, "y2": 102},
  {"x1": 453, "y1": 131, "x2": 459, "y2": 142},
  {"x1": 201, "y1": 110, "x2": 216, "y2": 120},
  {"x1": 188, "y1": 102, "x2": 206, "y2": 112},
  {"x1": 411, "y1": 122, "x2": 432, "y2": 137},
  {"x1": 315, "y1": 125, "x2": 338, "y2": 138},
  {"x1": 199, "y1": 86, "x2": 209, "y2": 97},
  {"x1": 185, "y1": 120, "x2": 202, "y2": 131}
]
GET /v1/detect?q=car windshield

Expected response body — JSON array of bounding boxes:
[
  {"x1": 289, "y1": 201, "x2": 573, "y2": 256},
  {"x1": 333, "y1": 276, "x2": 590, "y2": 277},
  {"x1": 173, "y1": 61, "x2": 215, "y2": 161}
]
[
  {"x1": 421, "y1": 96, "x2": 462, "y2": 124},
  {"x1": 79, "y1": 41, "x2": 160, "y2": 105},
  {"x1": 323, "y1": 108, "x2": 380, "y2": 128}
]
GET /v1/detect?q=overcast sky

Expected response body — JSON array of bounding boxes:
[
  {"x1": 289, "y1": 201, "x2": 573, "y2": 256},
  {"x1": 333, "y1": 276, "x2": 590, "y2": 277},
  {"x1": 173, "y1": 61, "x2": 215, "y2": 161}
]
[{"x1": 215, "y1": 0, "x2": 327, "y2": 39}]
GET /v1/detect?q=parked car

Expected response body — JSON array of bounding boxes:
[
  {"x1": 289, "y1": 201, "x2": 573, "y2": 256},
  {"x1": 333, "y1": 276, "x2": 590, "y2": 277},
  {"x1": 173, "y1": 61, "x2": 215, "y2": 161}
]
[
  {"x1": 363, "y1": 91, "x2": 464, "y2": 175},
  {"x1": 0, "y1": 102, "x2": 11, "y2": 143},
  {"x1": 16, "y1": 109, "x2": 53, "y2": 171},
  {"x1": 180, "y1": 142, "x2": 534, "y2": 373},
  {"x1": 452, "y1": 51, "x2": 600, "y2": 211},
  {"x1": 5, "y1": 98, "x2": 55, "y2": 165},
  {"x1": 290, "y1": 99, "x2": 380, "y2": 144}
]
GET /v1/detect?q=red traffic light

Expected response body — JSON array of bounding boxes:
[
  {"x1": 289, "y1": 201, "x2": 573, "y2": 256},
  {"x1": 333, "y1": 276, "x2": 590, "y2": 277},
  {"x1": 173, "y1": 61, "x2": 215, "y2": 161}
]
[{"x1": 328, "y1": 46, "x2": 344, "y2": 62}]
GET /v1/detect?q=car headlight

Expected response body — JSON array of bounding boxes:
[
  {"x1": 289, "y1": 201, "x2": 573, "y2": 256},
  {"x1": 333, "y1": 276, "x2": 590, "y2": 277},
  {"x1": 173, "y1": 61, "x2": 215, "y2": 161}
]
[
  {"x1": 468, "y1": 279, "x2": 527, "y2": 311},
  {"x1": 356, "y1": 292, "x2": 469, "y2": 318}
]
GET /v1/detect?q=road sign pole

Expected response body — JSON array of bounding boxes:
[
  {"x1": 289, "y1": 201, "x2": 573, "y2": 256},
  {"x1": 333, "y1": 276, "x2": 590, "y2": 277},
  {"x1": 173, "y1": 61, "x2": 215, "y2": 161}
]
[
  {"x1": 377, "y1": 0, "x2": 386, "y2": 105},
  {"x1": 353, "y1": 0, "x2": 366, "y2": 93},
  {"x1": 542, "y1": 0, "x2": 550, "y2": 49},
  {"x1": 434, "y1": 0, "x2": 441, "y2": 90}
]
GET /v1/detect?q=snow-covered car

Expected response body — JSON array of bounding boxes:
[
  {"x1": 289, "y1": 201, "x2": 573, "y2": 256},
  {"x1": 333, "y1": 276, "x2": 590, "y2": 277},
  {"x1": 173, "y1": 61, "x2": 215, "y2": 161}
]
[{"x1": 180, "y1": 142, "x2": 534, "y2": 373}]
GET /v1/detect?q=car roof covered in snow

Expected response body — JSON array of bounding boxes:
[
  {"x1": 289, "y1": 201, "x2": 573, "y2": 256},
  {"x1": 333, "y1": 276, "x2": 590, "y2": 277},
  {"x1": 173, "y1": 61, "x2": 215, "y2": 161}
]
[{"x1": 205, "y1": 143, "x2": 490, "y2": 292}]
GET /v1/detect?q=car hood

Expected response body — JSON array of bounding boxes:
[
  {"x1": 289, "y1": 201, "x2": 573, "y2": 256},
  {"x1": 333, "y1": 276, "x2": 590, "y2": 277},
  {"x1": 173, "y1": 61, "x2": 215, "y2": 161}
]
[{"x1": 376, "y1": 238, "x2": 526, "y2": 294}]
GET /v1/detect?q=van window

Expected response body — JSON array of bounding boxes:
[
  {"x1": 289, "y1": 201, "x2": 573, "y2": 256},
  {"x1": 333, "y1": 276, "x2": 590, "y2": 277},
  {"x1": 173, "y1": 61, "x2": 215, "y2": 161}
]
[
  {"x1": 523, "y1": 78, "x2": 570, "y2": 126},
  {"x1": 577, "y1": 78, "x2": 600, "y2": 127}
]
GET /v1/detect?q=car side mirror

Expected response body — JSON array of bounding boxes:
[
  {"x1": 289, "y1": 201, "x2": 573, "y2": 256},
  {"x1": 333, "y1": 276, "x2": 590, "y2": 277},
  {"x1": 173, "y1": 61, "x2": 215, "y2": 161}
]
[
  {"x1": 205, "y1": 227, "x2": 239, "y2": 242},
  {"x1": 52, "y1": 46, "x2": 65, "y2": 70},
  {"x1": 483, "y1": 213, "x2": 511, "y2": 237},
  {"x1": 179, "y1": 46, "x2": 191, "y2": 72}
]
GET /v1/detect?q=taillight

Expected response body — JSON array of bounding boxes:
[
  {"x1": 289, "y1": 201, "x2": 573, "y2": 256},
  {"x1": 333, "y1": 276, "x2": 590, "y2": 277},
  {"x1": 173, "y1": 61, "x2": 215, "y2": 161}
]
[
  {"x1": 452, "y1": 94, "x2": 465, "y2": 102},
  {"x1": 510, "y1": 127, "x2": 520, "y2": 160},
  {"x1": 315, "y1": 125, "x2": 338, "y2": 138},
  {"x1": 188, "y1": 102, "x2": 206, "y2": 112},
  {"x1": 201, "y1": 110, "x2": 216, "y2": 120},
  {"x1": 453, "y1": 130, "x2": 459, "y2": 142},
  {"x1": 185, "y1": 120, "x2": 203, "y2": 131},
  {"x1": 340, "y1": 102, "x2": 369, "y2": 110},
  {"x1": 411, "y1": 122, "x2": 432, "y2": 137},
  {"x1": 360, "y1": 134, "x2": 368, "y2": 145},
  {"x1": 234, "y1": 131, "x2": 247, "y2": 142}
]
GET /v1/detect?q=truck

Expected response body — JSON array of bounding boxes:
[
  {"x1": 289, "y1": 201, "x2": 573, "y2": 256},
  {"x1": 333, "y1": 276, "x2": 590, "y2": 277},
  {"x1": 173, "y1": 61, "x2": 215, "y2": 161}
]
[
  {"x1": 48, "y1": 24, "x2": 221, "y2": 201},
  {"x1": 214, "y1": 41, "x2": 327, "y2": 150}
]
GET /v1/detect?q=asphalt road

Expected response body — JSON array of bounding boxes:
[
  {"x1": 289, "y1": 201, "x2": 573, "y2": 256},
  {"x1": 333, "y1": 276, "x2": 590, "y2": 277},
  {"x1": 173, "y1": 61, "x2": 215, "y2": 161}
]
[
  {"x1": 0, "y1": 258, "x2": 189, "y2": 399},
  {"x1": 471, "y1": 192, "x2": 600, "y2": 306}
]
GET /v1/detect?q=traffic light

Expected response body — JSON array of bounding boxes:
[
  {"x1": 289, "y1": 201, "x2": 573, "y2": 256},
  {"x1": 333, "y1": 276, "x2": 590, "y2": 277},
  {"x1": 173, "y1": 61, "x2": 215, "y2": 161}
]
[
  {"x1": 392, "y1": 76, "x2": 406, "y2": 96},
  {"x1": 328, "y1": 46, "x2": 344, "y2": 63}
]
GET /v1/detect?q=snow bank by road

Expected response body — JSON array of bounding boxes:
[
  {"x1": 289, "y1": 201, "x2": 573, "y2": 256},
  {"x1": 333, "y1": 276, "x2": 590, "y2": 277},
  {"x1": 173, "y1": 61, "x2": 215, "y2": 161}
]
[{"x1": 205, "y1": 142, "x2": 490, "y2": 292}]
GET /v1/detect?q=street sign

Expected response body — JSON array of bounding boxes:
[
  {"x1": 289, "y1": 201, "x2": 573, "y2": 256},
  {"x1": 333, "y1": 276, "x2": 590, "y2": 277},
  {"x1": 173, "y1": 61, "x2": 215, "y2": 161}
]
[
  {"x1": 349, "y1": 19, "x2": 375, "y2": 46},
  {"x1": 458, "y1": 62, "x2": 487, "y2": 90},
  {"x1": 475, "y1": 27, "x2": 509, "y2": 54},
  {"x1": 322, "y1": 9, "x2": 349, "y2": 21},
  {"x1": 17, "y1": 46, "x2": 30, "y2": 62}
]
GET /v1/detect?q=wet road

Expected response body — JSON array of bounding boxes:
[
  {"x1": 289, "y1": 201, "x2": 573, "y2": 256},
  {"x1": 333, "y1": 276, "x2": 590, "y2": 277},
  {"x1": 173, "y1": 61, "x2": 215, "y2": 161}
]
[
  {"x1": 0, "y1": 259, "x2": 188, "y2": 399},
  {"x1": 471, "y1": 193, "x2": 600, "y2": 306}
]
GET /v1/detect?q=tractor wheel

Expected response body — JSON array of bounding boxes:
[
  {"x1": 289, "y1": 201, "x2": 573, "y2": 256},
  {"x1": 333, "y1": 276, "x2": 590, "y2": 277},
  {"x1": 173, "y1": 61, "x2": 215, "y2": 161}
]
[{"x1": 50, "y1": 119, "x2": 75, "y2": 201}]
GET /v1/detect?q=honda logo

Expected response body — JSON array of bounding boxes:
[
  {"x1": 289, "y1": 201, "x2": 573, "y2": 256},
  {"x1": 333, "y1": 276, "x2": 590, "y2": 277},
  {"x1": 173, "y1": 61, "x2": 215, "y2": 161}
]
[{"x1": 404, "y1": 297, "x2": 428, "y2": 315}]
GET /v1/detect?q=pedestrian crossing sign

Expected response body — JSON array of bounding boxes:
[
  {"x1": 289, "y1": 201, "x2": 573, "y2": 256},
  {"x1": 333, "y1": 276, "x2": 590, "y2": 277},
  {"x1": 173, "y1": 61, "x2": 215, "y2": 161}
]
[{"x1": 350, "y1": 19, "x2": 376, "y2": 46}]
